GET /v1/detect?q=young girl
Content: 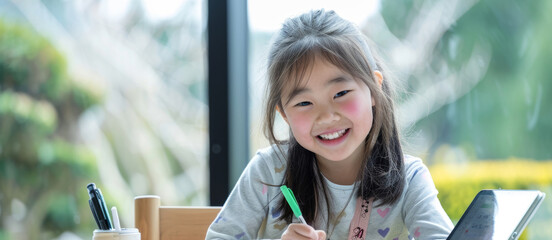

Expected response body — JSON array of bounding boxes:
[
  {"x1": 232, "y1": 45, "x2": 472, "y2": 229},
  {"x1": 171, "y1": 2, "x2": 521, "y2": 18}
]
[{"x1": 206, "y1": 9, "x2": 453, "y2": 240}]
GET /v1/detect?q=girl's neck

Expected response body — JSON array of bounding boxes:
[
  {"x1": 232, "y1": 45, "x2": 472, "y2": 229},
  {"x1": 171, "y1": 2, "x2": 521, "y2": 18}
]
[
  {"x1": 318, "y1": 161, "x2": 359, "y2": 185},
  {"x1": 316, "y1": 145, "x2": 365, "y2": 185}
]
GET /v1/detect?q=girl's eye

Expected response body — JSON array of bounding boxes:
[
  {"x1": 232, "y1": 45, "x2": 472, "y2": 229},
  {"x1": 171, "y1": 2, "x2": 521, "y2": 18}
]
[
  {"x1": 334, "y1": 90, "x2": 351, "y2": 98},
  {"x1": 295, "y1": 101, "x2": 311, "y2": 107}
]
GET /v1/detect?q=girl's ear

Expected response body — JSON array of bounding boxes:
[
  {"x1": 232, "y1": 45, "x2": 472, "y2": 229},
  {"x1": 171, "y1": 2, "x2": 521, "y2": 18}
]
[
  {"x1": 372, "y1": 71, "x2": 384, "y2": 106},
  {"x1": 276, "y1": 105, "x2": 289, "y2": 124},
  {"x1": 374, "y1": 70, "x2": 383, "y2": 87}
]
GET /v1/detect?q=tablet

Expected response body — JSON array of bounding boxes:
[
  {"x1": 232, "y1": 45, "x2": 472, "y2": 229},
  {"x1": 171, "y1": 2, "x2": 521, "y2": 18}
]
[{"x1": 447, "y1": 189, "x2": 545, "y2": 240}]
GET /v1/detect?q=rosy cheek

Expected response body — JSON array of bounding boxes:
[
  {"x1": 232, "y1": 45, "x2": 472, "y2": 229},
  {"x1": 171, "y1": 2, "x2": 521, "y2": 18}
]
[
  {"x1": 288, "y1": 114, "x2": 311, "y2": 136},
  {"x1": 341, "y1": 99, "x2": 360, "y2": 117}
]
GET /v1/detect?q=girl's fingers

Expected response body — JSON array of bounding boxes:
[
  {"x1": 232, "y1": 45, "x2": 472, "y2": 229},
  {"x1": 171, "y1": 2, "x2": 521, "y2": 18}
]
[
  {"x1": 315, "y1": 230, "x2": 326, "y2": 240},
  {"x1": 282, "y1": 223, "x2": 324, "y2": 240},
  {"x1": 293, "y1": 224, "x2": 318, "y2": 239}
]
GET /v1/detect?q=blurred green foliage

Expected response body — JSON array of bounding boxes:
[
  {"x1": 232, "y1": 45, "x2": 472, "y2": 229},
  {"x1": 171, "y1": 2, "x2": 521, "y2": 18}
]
[
  {"x1": 0, "y1": 20, "x2": 102, "y2": 239},
  {"x1": 431, "y1": 160, "x2": 552, "y2": 240},
  {"x1": 383, "y1": 0, "x2": 552, "y2": 159}
]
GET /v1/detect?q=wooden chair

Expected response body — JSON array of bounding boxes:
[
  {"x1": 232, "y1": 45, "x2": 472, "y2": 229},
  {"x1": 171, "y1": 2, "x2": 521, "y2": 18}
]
[{"x1": 135, "y1": 195, "x2": 221, "y2": 240}]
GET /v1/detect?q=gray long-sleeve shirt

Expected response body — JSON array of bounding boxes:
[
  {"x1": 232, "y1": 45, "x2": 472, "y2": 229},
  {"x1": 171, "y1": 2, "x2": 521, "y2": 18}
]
[{"x1": 206, "y1": 145, "x2": 453, "y2": 239}]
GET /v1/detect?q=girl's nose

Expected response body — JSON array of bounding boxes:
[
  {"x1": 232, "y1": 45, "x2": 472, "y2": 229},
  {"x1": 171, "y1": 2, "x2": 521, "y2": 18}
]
[{"x1": 316, "y1": 107, "x2": 340, "y2": 125}]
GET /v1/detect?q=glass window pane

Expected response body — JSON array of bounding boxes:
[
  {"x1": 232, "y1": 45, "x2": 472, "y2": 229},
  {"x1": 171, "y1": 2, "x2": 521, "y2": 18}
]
[{"x1": 0, "y1": 0, "x2": 207, "y2": 238}]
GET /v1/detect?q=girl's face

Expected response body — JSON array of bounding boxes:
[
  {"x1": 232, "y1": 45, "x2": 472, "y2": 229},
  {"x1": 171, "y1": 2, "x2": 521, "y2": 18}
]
[{"x1": 280, "y1": 55, "x2": 376, "y2": 165}]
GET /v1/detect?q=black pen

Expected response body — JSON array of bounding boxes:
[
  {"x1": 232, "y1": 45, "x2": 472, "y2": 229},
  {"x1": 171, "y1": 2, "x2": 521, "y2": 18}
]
[{"x1": 87, "y1": 183, "x2": 113, "y2": 230}]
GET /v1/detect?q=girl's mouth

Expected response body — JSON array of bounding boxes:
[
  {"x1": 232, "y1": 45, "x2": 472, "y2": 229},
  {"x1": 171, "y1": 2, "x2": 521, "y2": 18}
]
[{"x1": 317, "y1": 128, "x2": 350, "y2": 141}]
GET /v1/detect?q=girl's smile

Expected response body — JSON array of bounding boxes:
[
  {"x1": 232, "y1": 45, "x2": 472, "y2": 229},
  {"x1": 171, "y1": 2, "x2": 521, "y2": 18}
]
[
  {"x1": 279, "y1": 54, "x2": 378, "y2": 180},
  {"x1": 317, "y1": 128, "x2": 349, "y2": 141}
]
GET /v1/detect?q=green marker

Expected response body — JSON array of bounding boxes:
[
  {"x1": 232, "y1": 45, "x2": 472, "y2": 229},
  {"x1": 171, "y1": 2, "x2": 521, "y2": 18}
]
[{"x1": 280, "y1": 185, "x2": 307, "y2": 225}]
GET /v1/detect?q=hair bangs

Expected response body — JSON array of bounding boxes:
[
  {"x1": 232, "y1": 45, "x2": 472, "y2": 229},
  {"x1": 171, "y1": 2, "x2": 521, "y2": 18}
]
[
  {"x1": 275, "y1": 40, "x2": 320, "y2": 107},
  {"x1": 317, "y1": 36, "x2": 377, "y2": 87}
]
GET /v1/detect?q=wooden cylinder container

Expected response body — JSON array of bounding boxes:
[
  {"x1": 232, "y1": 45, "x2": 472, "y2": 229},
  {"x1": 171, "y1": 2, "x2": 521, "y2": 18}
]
[{"x1": 135, "y1": 195, "x2": 160, "y2": 240}]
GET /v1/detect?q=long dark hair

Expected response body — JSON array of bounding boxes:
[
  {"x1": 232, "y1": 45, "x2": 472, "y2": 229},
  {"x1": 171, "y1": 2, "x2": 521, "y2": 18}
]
[{"x1": 263, "y1": 9, "x2": 404, "y2": 226}]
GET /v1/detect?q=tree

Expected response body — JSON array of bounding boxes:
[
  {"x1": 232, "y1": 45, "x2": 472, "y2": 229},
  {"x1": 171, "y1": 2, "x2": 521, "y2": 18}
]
[{"x1": 0, "y1": 20, "x2": 100, "y2": 239}]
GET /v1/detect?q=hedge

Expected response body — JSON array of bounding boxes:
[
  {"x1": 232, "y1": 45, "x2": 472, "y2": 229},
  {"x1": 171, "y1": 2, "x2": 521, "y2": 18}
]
[{"x1": 430, "y1": 160, "x2": 552, "y2": 239}]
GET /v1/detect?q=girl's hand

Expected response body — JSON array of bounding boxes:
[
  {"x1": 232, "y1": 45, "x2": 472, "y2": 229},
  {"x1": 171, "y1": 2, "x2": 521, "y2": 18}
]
[{"x1": 281, "y1": 223, "x2": 326, "y2": 240}]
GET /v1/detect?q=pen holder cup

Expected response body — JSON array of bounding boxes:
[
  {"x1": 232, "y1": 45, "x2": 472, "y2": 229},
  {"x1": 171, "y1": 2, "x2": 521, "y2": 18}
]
[{"x1": 92, "y1": 228, "x2": 140, "y2": 240}]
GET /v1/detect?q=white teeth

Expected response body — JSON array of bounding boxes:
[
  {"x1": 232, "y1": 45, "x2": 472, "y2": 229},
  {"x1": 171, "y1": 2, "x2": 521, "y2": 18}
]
[{"x1": 319, "y1": 129, "x2": 346, "y2": 140}]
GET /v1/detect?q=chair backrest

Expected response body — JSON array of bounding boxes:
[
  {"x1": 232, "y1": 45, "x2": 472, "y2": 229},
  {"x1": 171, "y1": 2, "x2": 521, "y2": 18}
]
[{"x1": 135, "y1": 195, "x2": 221, "y2": 240}]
